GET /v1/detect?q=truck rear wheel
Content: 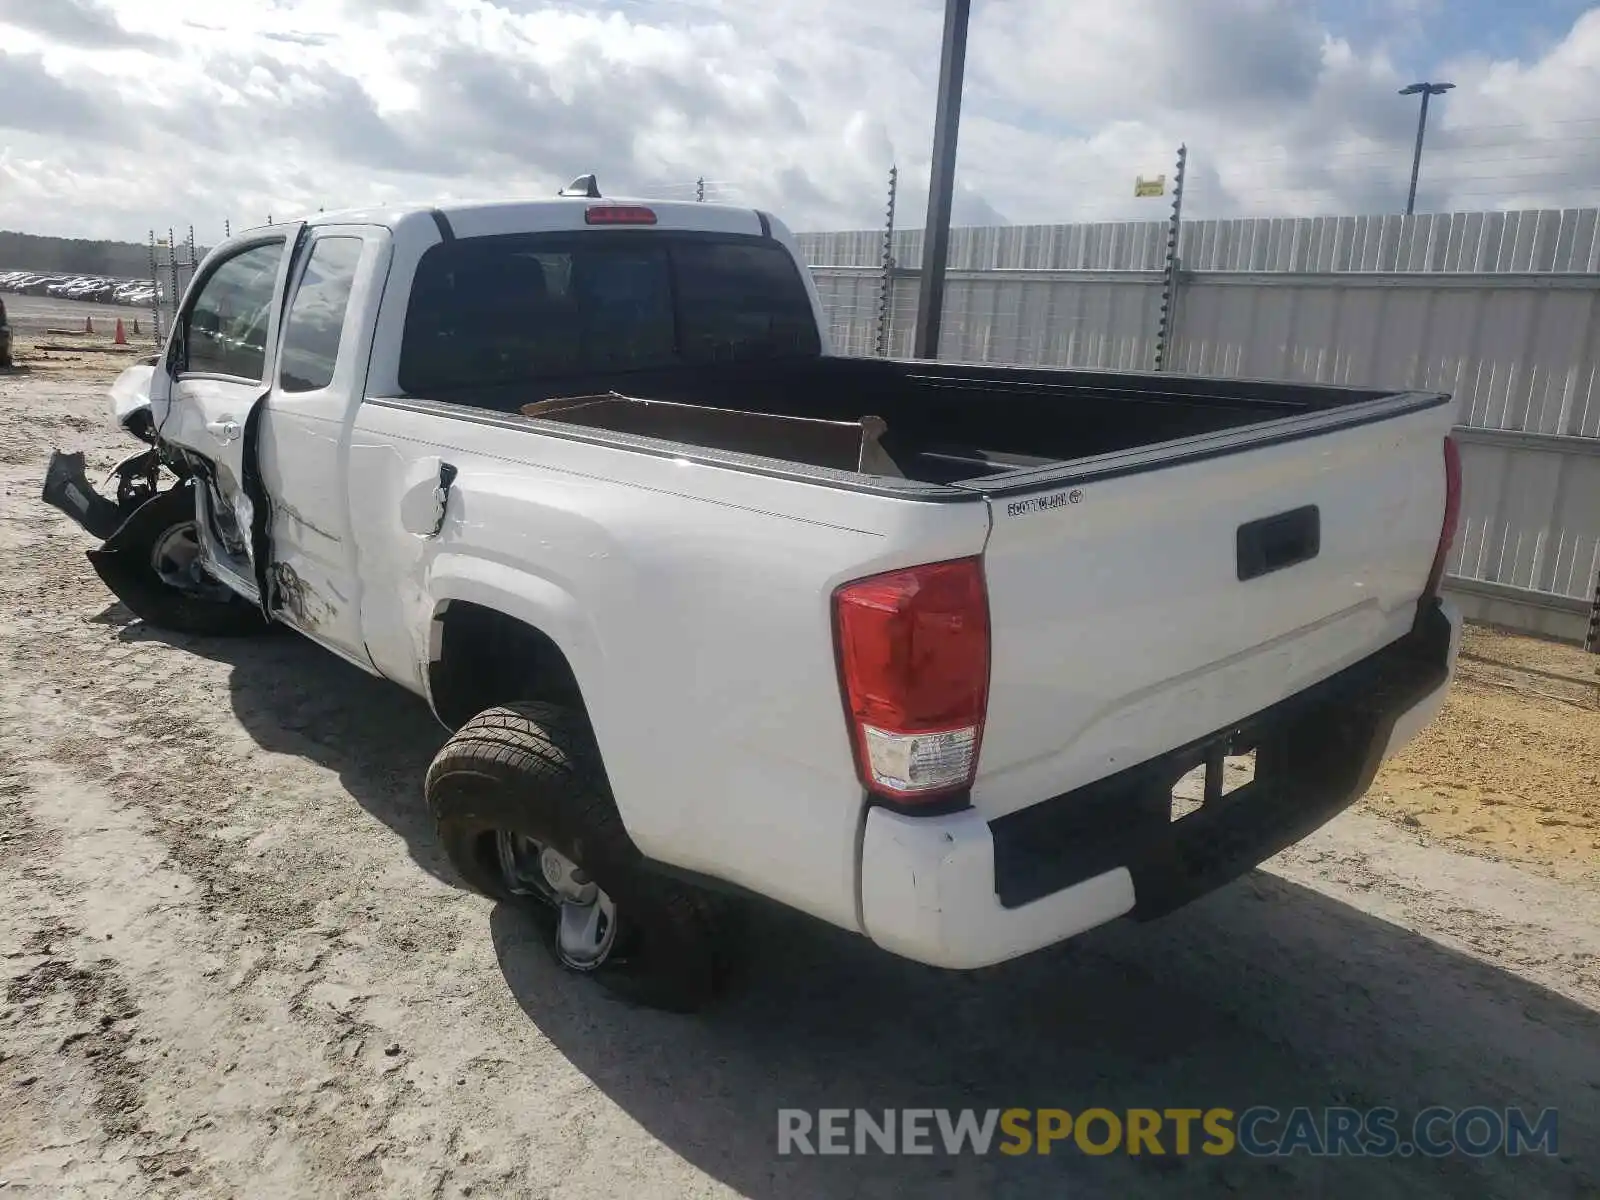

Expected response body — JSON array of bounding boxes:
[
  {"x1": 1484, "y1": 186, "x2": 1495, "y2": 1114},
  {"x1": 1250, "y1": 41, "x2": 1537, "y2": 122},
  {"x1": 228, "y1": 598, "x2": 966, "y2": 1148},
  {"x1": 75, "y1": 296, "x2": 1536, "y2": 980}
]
[
  {"x1": 86, "y1": 484, "x2": 270, "y2": 638},
  {"x1": 425, "y1": 702, "x2": 740, "y2": 1013}
]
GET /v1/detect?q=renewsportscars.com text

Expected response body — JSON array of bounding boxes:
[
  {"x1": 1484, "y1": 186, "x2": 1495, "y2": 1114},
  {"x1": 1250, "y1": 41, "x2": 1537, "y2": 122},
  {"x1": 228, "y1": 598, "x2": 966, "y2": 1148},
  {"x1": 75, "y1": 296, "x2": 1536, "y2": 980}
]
[{"x1": 777, "y1": 1106, "x2": 1559, "y2": 1158}]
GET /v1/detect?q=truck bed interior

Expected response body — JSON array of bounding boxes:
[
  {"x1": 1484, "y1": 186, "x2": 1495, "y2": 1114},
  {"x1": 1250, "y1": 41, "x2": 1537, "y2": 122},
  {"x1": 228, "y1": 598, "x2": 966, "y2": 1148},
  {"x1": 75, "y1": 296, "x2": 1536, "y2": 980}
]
[{"x1": 422, "y1": 357, "x2": 1397, "y2": 485}]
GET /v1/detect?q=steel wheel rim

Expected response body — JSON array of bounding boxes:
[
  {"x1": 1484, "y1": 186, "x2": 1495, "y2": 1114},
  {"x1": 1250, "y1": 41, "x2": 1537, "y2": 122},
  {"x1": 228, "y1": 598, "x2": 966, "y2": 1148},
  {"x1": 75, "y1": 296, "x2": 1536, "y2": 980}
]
[
  {"x1": 496, "y1": 831, "x2": 618, "y2": 971},
  {"x1": 150, "y1": 521, "x2": 234, "y2": 603}
]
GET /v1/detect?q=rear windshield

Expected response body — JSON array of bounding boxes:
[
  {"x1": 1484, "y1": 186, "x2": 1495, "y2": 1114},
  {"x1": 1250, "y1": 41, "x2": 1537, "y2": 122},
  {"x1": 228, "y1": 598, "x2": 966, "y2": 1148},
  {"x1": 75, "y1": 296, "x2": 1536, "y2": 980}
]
[{"x1": 398, "y1": 231, "x2": 821, "y2": 395}]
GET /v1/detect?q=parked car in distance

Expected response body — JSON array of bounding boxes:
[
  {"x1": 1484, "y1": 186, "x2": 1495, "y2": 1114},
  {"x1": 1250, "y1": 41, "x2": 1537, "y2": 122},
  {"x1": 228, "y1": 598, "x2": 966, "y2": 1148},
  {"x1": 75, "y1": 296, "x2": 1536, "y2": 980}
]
[{"x1": 0, "y1": 271, "x2": 161, "y2": 307}]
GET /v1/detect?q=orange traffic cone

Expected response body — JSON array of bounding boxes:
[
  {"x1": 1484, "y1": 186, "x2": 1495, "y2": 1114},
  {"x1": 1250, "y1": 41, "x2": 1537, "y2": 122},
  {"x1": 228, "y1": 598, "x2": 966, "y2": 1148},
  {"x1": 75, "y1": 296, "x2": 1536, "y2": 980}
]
[
  {"x1": 114, "y1": 318, "x2": 128, "y2": 346},
  {"x1": 85, "y1": 316, "x2": 94, "y2": 334}
]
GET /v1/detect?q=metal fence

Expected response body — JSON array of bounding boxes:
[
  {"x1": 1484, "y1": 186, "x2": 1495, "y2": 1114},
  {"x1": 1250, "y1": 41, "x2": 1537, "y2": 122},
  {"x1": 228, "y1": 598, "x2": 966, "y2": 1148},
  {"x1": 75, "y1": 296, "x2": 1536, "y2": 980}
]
[
  {"x1": 146, "y1": 228, "x2": 201, "y2": 344},
  {"x1": 797, "y1": 209, "x2": 1600, "y2": 645}
]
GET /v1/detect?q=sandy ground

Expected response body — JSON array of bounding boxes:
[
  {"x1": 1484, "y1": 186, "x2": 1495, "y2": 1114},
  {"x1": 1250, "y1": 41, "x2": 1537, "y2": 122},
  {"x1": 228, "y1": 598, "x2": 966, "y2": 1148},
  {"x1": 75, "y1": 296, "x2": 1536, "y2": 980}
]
[
  {"x1": 1, "y1": 352, "x2": 1597, "y2": 1198},
  {"x1": 1365, "y1": 627, "x2": 1599, "y2": 884}
]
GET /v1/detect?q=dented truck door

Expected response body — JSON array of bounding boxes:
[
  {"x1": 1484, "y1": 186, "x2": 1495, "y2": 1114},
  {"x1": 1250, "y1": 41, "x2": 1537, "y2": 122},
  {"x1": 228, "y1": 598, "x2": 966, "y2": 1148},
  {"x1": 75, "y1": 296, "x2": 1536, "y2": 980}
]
[
  {"x1": 155, "y1": 223, "x2": 306, "y2": 604},
  {"x1": 253, "y1": 227, "x2": 386, "y2": 669}
]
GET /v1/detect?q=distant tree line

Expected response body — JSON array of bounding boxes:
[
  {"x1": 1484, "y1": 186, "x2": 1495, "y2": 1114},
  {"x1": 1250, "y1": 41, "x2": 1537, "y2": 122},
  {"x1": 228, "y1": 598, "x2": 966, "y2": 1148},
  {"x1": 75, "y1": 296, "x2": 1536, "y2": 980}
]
[{"x1": 0, "y1": 231, "x2": 180, "y2": 280}]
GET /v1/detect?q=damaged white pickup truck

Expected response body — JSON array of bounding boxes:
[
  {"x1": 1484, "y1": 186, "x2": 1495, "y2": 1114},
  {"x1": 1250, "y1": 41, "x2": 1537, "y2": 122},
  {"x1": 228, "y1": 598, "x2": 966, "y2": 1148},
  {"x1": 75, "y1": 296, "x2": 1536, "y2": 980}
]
[{"x1": 44, "y1": 180, "x2": 1463, "y2": 1012}]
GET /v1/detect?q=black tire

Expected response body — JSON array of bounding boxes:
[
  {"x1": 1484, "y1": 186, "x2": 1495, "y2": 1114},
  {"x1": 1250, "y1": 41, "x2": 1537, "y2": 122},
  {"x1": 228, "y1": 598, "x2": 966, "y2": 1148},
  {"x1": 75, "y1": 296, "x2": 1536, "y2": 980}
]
[
  {"x1": 85, "y1": 483, "x2": 270, "y2": 638},
  {"x1": 426, "y1": 702, "x2": 741, "y2": 1013}
]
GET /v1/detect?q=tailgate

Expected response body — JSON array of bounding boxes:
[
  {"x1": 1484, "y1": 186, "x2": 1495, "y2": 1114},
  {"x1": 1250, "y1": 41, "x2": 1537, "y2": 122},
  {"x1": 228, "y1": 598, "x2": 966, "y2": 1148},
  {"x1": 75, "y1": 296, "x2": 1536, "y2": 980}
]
[{"x1": 973, "y1": 394, "x2": 1456, "y2": 821}]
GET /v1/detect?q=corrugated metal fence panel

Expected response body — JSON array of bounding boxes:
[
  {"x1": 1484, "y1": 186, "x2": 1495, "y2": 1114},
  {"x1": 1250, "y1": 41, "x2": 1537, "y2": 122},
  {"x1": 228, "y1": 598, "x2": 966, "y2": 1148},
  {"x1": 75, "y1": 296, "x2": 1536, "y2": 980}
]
[
  {"x1": 1168, "y1": 274, "x2": 1600, "y2": 611},
  {"x1": 1443, "y1": 587, "x2": 1590, "y2": 643},
  {"x1": 1176, "y1": 211, "x2": 1600, "y2": 272},
  {"x1": 808, "y1": 271, "x2": 1166, "y2": 369},
  {"x1": 796, "y1": 231, "x2": 882, "y2": 269},
  {"x1": 1451, "y1": 438, "x2": 1600, "y2": 601},
  {"x1": 1168, "y1": 277, "x2": 1600, "y2": 439},
  {"x1": 833, "y1": 269, "x2": 1599, "y2": 433},
  {"x1": 943, "y1": 223, "x2": 1170, "y2": 271},
  {"x1": 800, "y1": 210, "x2": 1600, "y2": 640},
  {"x1": 800, "y1": 208, "x2": 1600, "y2": 273},
  {"x1": 798, "y1": 222, "x2": 1172, "y2": 271},
  {"x1": 809, "y1": 269, "x2": 882, "y2": 357},
  {"x1": 928, "y1": 273, "x2": 1164, "y2": 370}
]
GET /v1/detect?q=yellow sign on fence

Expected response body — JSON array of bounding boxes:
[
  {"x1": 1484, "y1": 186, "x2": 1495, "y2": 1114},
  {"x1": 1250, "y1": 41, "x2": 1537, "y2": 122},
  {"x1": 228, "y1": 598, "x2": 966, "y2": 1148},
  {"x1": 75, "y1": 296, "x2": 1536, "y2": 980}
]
[{"x1": 1134, "y1": 175, "x2": 1166, "y2": 198}]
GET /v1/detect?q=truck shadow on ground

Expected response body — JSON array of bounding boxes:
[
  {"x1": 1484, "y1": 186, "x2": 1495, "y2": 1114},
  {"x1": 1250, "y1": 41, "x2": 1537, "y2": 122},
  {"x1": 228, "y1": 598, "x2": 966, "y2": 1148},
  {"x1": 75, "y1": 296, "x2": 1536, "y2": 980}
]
[
  {"x1": 111, "y1": 611, "x2": 1600, "y2": 1200},
  {"x1": 490, "y1": 889, "x2": 1600, "y2": 1199},
  {"x1": 106, "y1": 610, "x2": 456, "y2": 884}
]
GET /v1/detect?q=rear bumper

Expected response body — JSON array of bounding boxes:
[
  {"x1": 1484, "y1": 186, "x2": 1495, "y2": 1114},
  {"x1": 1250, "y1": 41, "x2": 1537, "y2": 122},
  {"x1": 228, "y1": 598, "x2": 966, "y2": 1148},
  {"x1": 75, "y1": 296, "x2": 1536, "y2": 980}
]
[{"x1": 859, "y1": 599, "x2": 1462, "y2": 969}]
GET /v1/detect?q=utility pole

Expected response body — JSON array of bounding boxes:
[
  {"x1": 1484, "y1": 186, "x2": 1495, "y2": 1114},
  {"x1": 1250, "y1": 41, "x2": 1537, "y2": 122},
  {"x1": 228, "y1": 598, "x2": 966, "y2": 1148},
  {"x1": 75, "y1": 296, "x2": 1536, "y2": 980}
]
[
  {"x1": 1401, "y1": 81, "x2": 1454, "y2": 216},
  {"x1": 912, "y1": 0, "x2": 971, "y2": 360}
]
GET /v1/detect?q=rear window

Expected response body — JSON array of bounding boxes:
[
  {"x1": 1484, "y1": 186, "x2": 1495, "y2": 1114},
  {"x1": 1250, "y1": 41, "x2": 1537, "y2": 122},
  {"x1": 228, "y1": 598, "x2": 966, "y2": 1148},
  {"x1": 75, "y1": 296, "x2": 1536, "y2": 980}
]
[{"x1": 397, "y1": 232, "x2": 821, "y2": 395}]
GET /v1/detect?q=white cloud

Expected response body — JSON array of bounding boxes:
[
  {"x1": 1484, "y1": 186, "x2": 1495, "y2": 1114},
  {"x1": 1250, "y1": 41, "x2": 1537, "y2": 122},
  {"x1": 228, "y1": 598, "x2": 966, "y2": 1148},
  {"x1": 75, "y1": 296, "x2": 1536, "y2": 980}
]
[{"x1": 0, "y1": 0, "x2": 1597, "y2": 244}]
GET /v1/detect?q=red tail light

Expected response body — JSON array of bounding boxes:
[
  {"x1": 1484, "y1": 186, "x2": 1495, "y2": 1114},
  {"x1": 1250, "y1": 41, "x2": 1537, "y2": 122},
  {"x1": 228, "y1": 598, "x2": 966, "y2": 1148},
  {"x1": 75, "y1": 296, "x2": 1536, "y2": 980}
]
[
  {"x1": 832, "y1": 558, "x2": 990, "y2": 804},
  {"x1": 585, "y1": 205, "x2": 657, "y2": 225},
  {"x1": 1424, "y1": 435, "x2": 1462, "y2": 599}
]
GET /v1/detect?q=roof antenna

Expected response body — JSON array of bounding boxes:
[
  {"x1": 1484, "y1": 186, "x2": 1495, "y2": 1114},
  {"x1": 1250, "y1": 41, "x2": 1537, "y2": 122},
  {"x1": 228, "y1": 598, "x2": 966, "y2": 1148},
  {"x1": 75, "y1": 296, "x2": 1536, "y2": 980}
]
[{"x1": 558, "y1": 174, "x2": 601, "y2": 199}]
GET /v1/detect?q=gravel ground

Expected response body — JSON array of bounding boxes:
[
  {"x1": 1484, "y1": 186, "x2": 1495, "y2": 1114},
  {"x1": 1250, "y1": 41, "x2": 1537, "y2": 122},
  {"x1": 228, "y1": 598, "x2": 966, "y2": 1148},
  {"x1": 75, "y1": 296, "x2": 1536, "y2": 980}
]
[
  {"x1": 1, "y1": 357, "x2": 1597, "y2": 1199},
  {"x1": 1363, "y1": 627, "x2": 1599, "y2": 883}
]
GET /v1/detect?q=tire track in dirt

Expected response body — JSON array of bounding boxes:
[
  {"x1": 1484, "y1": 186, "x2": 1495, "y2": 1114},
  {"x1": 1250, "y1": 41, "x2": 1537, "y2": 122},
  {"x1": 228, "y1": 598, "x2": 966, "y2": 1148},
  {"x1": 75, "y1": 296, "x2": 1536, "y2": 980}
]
[
  {"x1": 0, "y1": 732, "x2": 481, "y2": 1198},
  {"x1": 0, "y1": 380, "x2": 473, "y2": 1195},
  {"x1": 0, "y1": 469, "x2": 541, "y2": 1192},
  {"x1": 8, "y1": 935, "x2": 147, "y2": 1141}
]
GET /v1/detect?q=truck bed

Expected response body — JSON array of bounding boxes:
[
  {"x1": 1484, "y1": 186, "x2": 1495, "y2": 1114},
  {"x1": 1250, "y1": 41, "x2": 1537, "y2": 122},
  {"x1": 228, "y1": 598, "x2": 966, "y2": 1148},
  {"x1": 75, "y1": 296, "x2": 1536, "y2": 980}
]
[
  {"x1": 407, "y1": 353, "x2": 1456, "y2": 828},
  {"x1": 414, "y1": 355, "x2": 1406, "y2": 486}
]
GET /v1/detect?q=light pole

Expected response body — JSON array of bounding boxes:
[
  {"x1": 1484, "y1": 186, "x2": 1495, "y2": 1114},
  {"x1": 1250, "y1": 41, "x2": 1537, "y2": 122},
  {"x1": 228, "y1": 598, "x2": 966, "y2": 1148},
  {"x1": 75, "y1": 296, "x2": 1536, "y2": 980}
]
[
  {"x1": 913, "y1": 0, "x2": 972, "y2": 360},
  {"x1": 1400, "y1": 81, "x2": 1453, "y2": 216}
]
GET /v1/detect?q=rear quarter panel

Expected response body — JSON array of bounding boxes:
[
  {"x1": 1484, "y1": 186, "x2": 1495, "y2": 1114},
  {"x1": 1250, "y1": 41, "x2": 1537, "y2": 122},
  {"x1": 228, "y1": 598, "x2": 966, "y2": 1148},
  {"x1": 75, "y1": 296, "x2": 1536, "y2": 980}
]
[{"x1": 347, "y1": 400, "x2": 992, "y2": 932}]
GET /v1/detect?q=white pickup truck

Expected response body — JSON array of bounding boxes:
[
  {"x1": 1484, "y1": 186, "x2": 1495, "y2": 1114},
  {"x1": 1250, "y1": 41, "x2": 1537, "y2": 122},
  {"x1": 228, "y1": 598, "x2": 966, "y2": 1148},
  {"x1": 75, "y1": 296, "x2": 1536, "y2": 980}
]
[{"x1": 44, "y1": 179, "x2": 1463, "y2": 1012}]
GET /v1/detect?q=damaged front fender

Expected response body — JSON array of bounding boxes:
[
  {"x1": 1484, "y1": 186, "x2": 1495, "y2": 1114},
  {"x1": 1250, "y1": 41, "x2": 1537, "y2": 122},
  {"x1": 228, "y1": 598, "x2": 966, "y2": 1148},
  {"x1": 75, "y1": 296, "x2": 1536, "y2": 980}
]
[{"x1": 109, "y1": 363, "x2": 158, "y2": 443}]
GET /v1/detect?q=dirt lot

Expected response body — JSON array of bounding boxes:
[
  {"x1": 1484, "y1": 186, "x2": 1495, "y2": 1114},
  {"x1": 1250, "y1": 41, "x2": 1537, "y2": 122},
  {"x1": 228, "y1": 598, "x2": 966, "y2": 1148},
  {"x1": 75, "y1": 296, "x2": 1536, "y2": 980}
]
[
  {"x1": 1367, "y1": 628, "x2": 1599, "y2": 884},
  {"x1": 1, "y1": 349, "x2": 1597, "y2": 1198}
]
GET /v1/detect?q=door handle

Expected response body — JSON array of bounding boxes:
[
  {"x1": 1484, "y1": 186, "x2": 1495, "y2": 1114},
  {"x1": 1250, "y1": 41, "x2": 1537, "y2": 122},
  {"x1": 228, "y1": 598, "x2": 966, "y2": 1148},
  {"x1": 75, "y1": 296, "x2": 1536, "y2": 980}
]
[
  {"x1": 205, "y1": 419, "x2": 242, "y2": 444},
  {"x1": 1237, "y1": 505, "x2": 1321, "y2": 581}
]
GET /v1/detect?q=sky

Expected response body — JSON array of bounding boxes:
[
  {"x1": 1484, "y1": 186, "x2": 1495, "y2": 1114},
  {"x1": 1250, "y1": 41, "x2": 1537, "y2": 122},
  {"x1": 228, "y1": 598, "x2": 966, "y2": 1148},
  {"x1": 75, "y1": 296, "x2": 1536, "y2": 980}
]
[{"x1": 0, "y1": 0, "x2": 1598, "y2": 242}]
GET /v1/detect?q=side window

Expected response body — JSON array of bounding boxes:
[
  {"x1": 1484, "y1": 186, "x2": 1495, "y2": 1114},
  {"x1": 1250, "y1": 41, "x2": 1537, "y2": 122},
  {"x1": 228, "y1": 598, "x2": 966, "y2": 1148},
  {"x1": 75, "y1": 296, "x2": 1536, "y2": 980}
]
[
  {"x1": 184, "y1": 241, "x2": 284, "y2": 380},
  {"x1": 279, "y1": 237, "x2": 364, "y2": 393}
]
